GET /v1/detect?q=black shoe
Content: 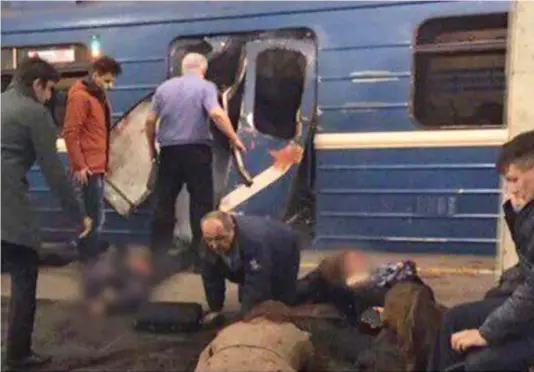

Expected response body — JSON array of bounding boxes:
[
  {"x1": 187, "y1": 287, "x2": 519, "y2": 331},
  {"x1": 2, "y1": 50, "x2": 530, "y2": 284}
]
[{"x1": 5, "y1": 351, "x2": 51, "y2": 370}]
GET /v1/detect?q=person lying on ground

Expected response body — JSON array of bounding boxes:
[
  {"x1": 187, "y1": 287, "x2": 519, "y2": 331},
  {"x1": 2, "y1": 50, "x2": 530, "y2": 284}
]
[
  {"x1": 295, "y1": 250, "x2": 422, "y2": 324},
  {"x1": 194, "y1": 300, "x2": 328, "y2": 372},
  {"x1": 357, "y1": 280, "x2": 444, "y2": 372},
  {"x1": 82, "y1": 246, "x2": 151, "y2": 316},
  {"x1": 200, "y1": 211, "x2": 302, "y2": 322},
  {"x1": 428, "y1": 130, "x2": 534, "y2": 372}
]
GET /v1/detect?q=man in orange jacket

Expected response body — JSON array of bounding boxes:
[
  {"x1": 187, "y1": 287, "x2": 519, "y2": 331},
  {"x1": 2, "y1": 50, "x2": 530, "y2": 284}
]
[{"x1": 63, "y1": 56, "x2": 122, "y2": 297}]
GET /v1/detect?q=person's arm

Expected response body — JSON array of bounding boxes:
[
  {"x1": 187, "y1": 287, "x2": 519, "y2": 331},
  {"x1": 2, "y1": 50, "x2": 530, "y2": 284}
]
[
  {"x1": 203, "y1": 83, "x2": 245, "y2": 152},
  {"x1": 201, "y1": 249, "x2": 227, "y2": 312},
  {"x1": 478, "y1": 211, "x2": 534, "y2": 344},
  {"x1": 239, "y1": 246, "x2": 274, "y2": 315},
  {"x1": 479, "y1": 269, "x2": 534, "y2": 344},
  {"x1": 145, "y1": 93, "x2": 160, "y2": 161},
  {"x1": 30, "y1": 106, "x2": 86, "y2": 224},
  {"x1": 62, "y1": 92, "x2": 89, "y2": 172}
]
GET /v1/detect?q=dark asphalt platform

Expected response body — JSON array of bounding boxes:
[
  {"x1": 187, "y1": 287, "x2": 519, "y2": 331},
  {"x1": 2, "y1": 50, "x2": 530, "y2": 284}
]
[{"x1": 1, "y1": 297, "x2": 216, "y2": 371}]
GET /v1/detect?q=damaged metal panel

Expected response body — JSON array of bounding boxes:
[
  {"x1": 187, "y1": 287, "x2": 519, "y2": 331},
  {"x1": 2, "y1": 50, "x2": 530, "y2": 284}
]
[
  {"x1": 220, "y1": 38, "x2": 316, "y2": 218},
  {"x1": 104, "y1": 95, "x2": 155, "y2": 216}
]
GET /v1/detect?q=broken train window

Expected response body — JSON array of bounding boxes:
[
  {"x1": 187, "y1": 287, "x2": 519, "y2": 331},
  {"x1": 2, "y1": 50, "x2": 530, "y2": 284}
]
[
  {"x1": 413, "y1": 13, "x2": 507, "y2": 128},
  {"x1": 168, "y1": 29, "x2": 312, "y2": 143},
  {"x1": 253, "y1": 47, "x2": 306, "y2": 140}
]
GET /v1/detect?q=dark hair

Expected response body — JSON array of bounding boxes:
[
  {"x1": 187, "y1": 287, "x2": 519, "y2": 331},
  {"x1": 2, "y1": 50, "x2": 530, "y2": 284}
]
[
  {"x1": 92, "y1": 56, "x2": 122, "y2": 76},
  {"x1": 496, "y1": 130, "x2": 534, "y2": 174},
  {"x1": 14, "y1": 57, "x2": 60, "y2": 88}
]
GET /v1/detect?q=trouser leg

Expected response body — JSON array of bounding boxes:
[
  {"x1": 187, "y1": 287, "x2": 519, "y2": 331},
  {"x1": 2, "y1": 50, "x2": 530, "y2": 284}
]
[
  {"x1": 184, "y1": 145, "x2": 214, "y2": 255},
  {"x1": 150, "y1": 147, "x2": 183, "y2": 255},
  {"x1": 465, "y1": 334, "x2": 534, "y2": 371},
  {"x1": 427, "y1": 297, "x2": 506, "y2": 371},
  {"x1": 1, "y1": 241, "x2": 39, "y2": 360},
  {"x1": 78, "y1": 174, "x2": 105, "y2": 263}
]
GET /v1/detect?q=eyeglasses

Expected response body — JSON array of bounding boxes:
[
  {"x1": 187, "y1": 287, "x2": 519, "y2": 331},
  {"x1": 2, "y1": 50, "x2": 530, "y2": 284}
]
[{"x1": 204, "y1": 235, "x2": 227, "y2": 245}]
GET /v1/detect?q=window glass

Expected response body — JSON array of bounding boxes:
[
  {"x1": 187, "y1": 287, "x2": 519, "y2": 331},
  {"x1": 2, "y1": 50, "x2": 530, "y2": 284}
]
[{"x1": 413, "y1": 13, "x2": 507, "y2": 128}]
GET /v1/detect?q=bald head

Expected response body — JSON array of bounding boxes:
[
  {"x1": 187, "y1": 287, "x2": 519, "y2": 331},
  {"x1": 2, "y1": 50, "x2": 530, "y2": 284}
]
[
  {"x1": 182, "y1": 53, "x2": 208, "y2": 75},
  {"x1": 201, "y1": 211, "x2": 235, "y2": 253}
]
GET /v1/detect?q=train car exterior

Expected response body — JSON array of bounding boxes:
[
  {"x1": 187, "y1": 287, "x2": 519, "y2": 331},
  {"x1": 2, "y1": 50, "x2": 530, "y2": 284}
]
[{"x1": 1, "y1": 0, "x2": 511, "y2": 256}]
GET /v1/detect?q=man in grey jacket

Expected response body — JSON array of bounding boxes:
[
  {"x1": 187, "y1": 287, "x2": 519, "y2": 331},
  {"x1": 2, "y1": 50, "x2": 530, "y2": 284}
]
[
  {"x1": 1, "y1": 57, "x2": 92, "y2": 369},
  {"x1": 428, "y1": 130, "x2": 534, "y2": 371}
]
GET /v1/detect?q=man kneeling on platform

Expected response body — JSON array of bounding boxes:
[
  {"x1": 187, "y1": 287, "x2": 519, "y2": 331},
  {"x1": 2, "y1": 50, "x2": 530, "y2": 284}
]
[{"x1": 200, "y1": 211, "x2": 302, "y2": 322}]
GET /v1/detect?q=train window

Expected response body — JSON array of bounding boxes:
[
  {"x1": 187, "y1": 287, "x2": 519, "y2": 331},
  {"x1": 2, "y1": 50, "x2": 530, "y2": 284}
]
[
  {"x1": 253, "y1": 48, "x2": 306, "y2": 139},
  {"x1": 413, "y1": 13, "x2": 507, "y2": 128}
]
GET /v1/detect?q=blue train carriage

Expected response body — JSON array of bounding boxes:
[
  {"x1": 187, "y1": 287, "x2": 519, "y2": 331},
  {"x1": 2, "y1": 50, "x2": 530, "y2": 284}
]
[{"x1": 1, "y1": 0, "x2": 511, "y2": 256}]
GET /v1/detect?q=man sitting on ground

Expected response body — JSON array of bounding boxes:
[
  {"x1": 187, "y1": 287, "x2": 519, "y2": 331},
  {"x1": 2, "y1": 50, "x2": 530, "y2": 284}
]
[{"x1": 428, "y1": 130, "x2": 534, "y2": 371}]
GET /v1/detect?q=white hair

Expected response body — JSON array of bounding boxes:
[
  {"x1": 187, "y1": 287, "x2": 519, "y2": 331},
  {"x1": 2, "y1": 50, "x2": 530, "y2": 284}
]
[{"x1": 182, "y1": 53, "x2": 208, "y2": 74}]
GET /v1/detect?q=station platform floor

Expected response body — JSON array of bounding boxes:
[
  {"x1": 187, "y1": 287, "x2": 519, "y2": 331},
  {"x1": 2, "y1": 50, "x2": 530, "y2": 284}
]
[{"x1": 1, "y1": 248, "x2": 498, "y2": 371}]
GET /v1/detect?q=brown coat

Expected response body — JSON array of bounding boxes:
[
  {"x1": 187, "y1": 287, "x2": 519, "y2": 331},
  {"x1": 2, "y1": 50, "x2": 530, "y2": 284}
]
[
  {"x1": 63, "y1": 79, "x2": 111, "y2": 173},
  {"x1": 195, "y1": 317, "x2": 314, "y2": 372}
]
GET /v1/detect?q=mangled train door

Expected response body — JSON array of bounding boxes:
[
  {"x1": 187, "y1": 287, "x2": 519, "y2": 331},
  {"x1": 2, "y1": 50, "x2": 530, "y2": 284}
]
[
  {"x1": 104, "y1": 94, "x2": 155, "y2": 216},
  {"x1": 220, "y1": 39, "x2": 316, "y2": 218}
]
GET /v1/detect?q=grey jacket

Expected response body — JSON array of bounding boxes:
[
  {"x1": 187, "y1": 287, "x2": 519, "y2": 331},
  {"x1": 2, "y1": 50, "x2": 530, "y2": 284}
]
[
  {"x1": 1, "y1": 82, "x2": 84, "y2": 249},
  {"x1": 479, "y1": 199, "x2": 534, "y2": 344}
]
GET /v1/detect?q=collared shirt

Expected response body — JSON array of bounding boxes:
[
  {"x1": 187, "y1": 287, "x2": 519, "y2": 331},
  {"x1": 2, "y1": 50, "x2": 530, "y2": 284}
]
[{"x1": 151, "y1": 73, "x2": 219, "y2": 147}]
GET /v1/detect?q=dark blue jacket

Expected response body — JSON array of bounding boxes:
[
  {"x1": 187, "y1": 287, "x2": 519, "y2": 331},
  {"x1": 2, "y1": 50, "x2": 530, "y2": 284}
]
[
  {"x1": 479, "y1": 199, "x2": 534, "y2": 344},
  {"x1": 201, "y1": 215, "x2": 301, "y2": 314}
]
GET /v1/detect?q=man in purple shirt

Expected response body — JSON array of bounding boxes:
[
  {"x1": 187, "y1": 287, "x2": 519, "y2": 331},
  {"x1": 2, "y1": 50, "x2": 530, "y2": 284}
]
[{"x1": 145, "y1": 53, "x2": 245, "y2": 262}]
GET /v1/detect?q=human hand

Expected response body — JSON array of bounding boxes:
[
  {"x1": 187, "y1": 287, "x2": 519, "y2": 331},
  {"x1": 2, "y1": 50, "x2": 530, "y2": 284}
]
[
  {"x1": 451, "y1": 329, "x2": 488, "y2": 352},
  {"x1": 202, "y1": 311, "x2": 225, "y2": 328},
  {"x1": 79, "y1": 217, "x2": 93, "y2": 239},
  {"x1": 232, "y1": 137, "x2": 246, "y2": 153},
  {"x1": 509, "y1": 194, "x2": 526, "y2": 211},
  {"x1": 74, "y1": 168, "x2": 91, "y2": 185}
]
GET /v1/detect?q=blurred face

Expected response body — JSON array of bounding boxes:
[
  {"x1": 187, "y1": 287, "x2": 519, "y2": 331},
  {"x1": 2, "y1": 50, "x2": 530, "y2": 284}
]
[
  {"x1": 92, "y1": 71, "x2": 115, "y2": 92},
  {"x1": 343, "y1": 251, "x2": 371, "y2": 286},
  {"x1": 201, "y1": 218, "x2": 234, "y2": 254},
  {"x1": 504, "y1": 161, "x2": 534, "y2": 209},
  {"x1": 33, "y1": 79, "x2": 56, "y2": 104}
]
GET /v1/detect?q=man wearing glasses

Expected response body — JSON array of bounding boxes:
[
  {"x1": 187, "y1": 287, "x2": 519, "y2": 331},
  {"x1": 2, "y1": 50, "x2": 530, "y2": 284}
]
[{"x1": 200, "y1": 211, "x2": 302, "y2": 322}]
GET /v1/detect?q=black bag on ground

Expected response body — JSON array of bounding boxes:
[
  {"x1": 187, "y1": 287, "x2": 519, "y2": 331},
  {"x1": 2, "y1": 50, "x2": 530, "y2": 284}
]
[{"x1": 133, "y1": 302, "x2": 203, "y2": 333}]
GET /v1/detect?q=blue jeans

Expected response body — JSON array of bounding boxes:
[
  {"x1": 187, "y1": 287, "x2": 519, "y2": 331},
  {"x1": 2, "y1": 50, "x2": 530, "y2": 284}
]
[{"x1": 77, "y1": 174, "x2": 105, "y2": 262}]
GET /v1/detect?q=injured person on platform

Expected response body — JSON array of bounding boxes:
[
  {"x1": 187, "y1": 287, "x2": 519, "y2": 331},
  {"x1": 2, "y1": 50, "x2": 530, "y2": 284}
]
[
  {"x1": 81, "y1": 246, "x2": 152, "y2": 316},
  {"x1": 195, "y1": 301, "x2": 328, "y2": 372},
  {"x1": 196, "y1": 276, "x2": 445, "y2": 372},
  {"x1": 295, "y1": 250, "x2": 424, "y2": 324}
]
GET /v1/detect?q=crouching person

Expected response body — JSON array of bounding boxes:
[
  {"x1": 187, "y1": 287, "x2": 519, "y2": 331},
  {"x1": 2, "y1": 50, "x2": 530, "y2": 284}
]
[
  {"x1": 200, "y1": 211, "x2": 301, "y2": 320},
  {"x1": 428, "y1": 130, "x2": 534, "y2": 372},
  {"x1": 195, "y1": 301, "x2": 326, "y2": 372}
]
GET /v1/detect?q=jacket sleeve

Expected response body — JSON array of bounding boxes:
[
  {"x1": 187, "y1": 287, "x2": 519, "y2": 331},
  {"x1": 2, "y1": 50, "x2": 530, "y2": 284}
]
[
  {"x1": 201, "y1": 246, "x2": 226, "y2": 312},
  {"x1": 30, "y1": 107, "x2": 85, "y2": 222},
  {"x1": 239, "y1": 244, "x2": 273, "y2": 314},
  {"x1": 479, "y1": 205, "x2": 534, "y2": 344},
  {"x1": 503, "y1": 200, "x2": 519, "y2": 245},
  {"x1": 63, "y1": 92, "x2": 89, "y2": 171},
  {"x1": 479, "y1": 268, "x2": 534, "y2": 344}
]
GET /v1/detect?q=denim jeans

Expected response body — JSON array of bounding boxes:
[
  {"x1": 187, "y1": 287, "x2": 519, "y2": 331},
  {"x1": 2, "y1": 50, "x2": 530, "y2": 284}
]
[{"x1": 77, "y1": 173, "x2": 105, "y2": 263}]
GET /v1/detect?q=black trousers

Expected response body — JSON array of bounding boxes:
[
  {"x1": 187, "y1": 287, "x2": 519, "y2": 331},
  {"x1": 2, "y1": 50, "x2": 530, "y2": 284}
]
[
  {"x1": 428, "y1": 297, "x2": 534, "y2": 371},
  {"x1": 150, "y1": 144, "x2": 214, "y2": 255},
  {"x1": 1, "y1": 241, "x2": 39, "y2": 360}
]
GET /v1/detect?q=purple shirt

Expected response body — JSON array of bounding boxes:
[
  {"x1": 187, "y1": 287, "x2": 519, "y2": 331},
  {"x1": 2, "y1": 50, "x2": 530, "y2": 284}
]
[{"x1": 152, "y1": 73, "x2": 219, "y2": 147}]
